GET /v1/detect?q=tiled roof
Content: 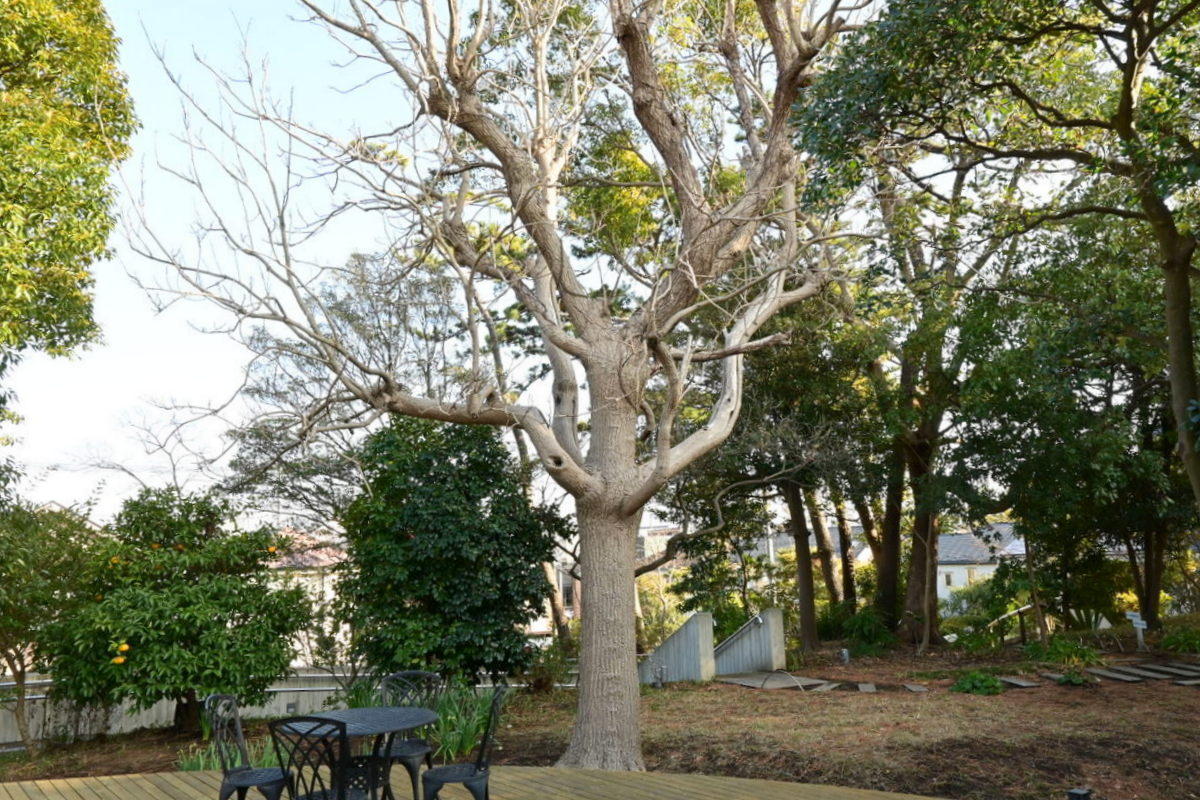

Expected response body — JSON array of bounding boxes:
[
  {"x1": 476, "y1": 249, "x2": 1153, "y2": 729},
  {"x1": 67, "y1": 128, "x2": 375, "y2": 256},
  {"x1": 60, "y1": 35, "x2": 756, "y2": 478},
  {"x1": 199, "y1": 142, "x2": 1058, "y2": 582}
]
[
  {"x1": 938, "y1": 533, "x2": 995, "y2": 564},
  {"x1": 273, "y1": 528, "x2": 346, "y2": 569}
]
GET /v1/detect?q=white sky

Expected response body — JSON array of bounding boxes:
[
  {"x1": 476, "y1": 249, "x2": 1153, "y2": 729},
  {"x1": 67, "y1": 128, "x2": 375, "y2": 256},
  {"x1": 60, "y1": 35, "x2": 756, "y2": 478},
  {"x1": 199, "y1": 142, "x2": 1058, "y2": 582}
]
[{"x1": 6, "y1": 1, "x2": 381, "y2": 522}]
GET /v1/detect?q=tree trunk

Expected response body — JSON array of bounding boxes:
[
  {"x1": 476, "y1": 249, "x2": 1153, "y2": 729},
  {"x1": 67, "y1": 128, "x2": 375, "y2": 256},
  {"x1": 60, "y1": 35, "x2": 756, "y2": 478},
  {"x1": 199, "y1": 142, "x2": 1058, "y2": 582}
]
[
  {"x1": 542, "y1": 561, "x2": 572, "y2": 640},
  {"x1": 1142, "y1": 525, "x2": 1168, "y2": 629},
  {"x1": 852, "y1": 494, "x2": 882, "y2": 565},
  {"x1": 557, "y1": 502, "x2": 644, "y2": 769},
  {"x1": 2, "y1": 656, "x2": 37, "y2": 753},
  {"x1": 875, "y1": 442, "x2": 906, "y2": 628},
  {"x1": 173, "y1": 688, "x2": 202, "y2": 735},
  {"x1": 832, "y1": 491, "x2": 857, "y2": 608},
  {"x1": 804, "y1": 488, "x2": 842, "y2": 605},
  {"x1": 899, "y1": 440, "x2": 941, "y2": 647},
  {"x1": 783, "y1": 483, "x2": 819, "y2": 652},
  {"x1": 1149, "y1": 219, "x2": 1200, "y2": 513},
  {"x1": 1023, "y1": 534, "x2": 1050, "y2": 645}
]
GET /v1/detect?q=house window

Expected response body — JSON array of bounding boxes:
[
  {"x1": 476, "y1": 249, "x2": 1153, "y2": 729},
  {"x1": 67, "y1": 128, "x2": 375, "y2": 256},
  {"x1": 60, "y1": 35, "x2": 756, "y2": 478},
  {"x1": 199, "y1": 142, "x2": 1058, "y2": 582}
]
[
  {"x1": 944, "y1": 572, "x2": 953, "y2": 587},
  {"x1": 967, "y1": 567, "x2": 978, "y2": 583}
]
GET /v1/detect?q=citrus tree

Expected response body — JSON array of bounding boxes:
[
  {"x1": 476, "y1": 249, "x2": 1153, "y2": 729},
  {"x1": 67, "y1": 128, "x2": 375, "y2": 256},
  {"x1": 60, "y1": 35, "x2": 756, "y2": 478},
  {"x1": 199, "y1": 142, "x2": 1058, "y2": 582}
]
[{"x1": 38, "y1": 488, "x2": 309, "y2": 733}]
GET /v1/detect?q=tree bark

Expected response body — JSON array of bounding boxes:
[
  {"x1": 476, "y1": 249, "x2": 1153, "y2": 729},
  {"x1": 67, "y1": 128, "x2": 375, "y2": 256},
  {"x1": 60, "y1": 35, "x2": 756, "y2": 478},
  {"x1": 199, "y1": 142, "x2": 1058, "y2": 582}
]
[
  {"x1": 899, "y1": 440, "x2": 941, "y2": 647},
  {"x1": 832, "y1": 491, "x2": 857, "y2": 608},
  {"x1": 173, "y1": 688, "x2": 202, "y2": 735},
  {"x1": 1143, "y1": 198, "x2": 1200, "y2": 513},
  {"x1": 1141, "y1": 524, "x2": 1168, "y2": 629},
  {"x1": 804, "y1": 488, "x2": 842, "y2": 605},
  {"x1": 783, "y1": 483, "x2": 820, "y2": 652},
  {"x1": 852, "y1": 494, "x2": 882, "y2": 565},
  {"x1": 557, "y1": 502, "x2": 644, "y2": 769},
  {"x1": 875, "y1": 443, "x2": 906, "y2": 628},
  {"x1": 1, "y1": 655, "x2": 37, "y2": 753},
  {"x1": 542, "y1": 562, "x2": 572, "y2": 641}
]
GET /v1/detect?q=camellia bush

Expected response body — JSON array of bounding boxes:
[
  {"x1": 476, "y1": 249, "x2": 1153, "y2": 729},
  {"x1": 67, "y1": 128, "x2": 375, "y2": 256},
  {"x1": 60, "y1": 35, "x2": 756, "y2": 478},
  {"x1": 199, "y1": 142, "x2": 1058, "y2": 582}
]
[
  {"x1": 338, "y1": 418, "x2": 555, "y2": 679},
  {"x1": 38, "y1": 487, "x2": 309, "y2": 733}
]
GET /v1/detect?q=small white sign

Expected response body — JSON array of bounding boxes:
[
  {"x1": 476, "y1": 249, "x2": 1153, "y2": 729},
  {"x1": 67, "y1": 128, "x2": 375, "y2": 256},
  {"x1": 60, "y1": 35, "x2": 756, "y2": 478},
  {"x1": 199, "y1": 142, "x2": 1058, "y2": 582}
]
[
  {"x1": 1125, "y1": 611, "x2": 1143, "y2": 621},
  {"x1": 1132, "y1": 620, "x2": 1148, "y2": 629}
]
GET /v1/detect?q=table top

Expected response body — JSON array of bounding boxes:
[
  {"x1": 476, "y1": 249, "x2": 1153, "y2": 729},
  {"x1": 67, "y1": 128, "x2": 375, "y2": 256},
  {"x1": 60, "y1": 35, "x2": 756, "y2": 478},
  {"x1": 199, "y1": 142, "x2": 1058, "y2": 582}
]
[{"x1": 304, "y1": 706, "x2": 438, "y2": 737}]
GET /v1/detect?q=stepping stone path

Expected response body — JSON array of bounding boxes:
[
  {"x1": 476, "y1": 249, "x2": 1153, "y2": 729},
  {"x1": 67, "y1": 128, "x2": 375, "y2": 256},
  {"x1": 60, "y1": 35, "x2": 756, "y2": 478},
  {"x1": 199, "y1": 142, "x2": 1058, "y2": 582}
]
[{"x1": 718, "y1": 660, "x2": 1200, "y2": 695}]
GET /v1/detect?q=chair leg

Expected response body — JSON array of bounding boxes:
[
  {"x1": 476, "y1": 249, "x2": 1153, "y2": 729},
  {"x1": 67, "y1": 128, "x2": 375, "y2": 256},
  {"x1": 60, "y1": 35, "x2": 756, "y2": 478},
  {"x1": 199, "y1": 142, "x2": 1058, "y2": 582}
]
[
  {"x1": 465, "y1": 777, "x2": 489, "y2": 800},
  {"x1": 404, "y1": 760, "x2": 421, "y2": 800},
  {"x1": 421, "y1": 775, "x2": 442, "y2": 800},
  {"x1": 260, "y1": 781, "x2": 287, "y2": 800}
]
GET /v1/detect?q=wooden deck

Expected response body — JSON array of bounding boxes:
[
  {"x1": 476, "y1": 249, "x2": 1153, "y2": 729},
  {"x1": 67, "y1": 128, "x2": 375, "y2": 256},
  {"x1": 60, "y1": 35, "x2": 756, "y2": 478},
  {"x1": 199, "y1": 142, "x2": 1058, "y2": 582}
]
[{"x1": 0, "y1": 767, "x2": 941, "y2": 800}]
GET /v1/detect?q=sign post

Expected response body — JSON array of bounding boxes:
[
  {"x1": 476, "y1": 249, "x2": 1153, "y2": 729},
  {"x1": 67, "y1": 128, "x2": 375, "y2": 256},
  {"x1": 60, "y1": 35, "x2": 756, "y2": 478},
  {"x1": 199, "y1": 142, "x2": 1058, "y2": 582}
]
[{"x1": 1126, "y1": 611, "x2": 1148, "y2": 651}]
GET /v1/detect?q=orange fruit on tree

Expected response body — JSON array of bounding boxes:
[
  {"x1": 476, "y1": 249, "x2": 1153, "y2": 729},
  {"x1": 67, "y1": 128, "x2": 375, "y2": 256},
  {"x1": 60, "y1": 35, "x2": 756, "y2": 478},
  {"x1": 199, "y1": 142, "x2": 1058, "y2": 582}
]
[
  {"x1": 111, "y1": 656, "x2": 126, "y2": 665},
  {"x1": 118, "y1": 643, "x2": 130, "y2": 652}
]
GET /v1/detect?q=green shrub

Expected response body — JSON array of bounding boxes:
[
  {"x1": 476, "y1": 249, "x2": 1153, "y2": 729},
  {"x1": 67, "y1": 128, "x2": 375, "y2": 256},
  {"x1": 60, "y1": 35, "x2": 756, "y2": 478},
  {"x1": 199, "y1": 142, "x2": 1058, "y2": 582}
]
[
  {"x1": 950, "y1": 671, "x2": 1004, "y2": 695},
  {"x1": 518, "y1": 638, "x2": 576, "y2": 693},
  {"x1": 1161, "y1": 628, "x2": 1200, "y2": 654},
  {"x1": 1024, "y1": 636, "x2": 1102, "y2": 668},
  {"x1": 842, "y1": 607, "x2": 895, "y2": 656},
  {"x1": 816, "y1": 602, "x2": 852, "y2": 640},
  {"x1": 327, "y1": 677, "x2": 384, "y2": 709},
  {"x1": 1056, "y1": 670, "x2": 1090, "y2": 686},
  {"x1": 949, "y1": 627, "x2": 1002, "y2": 656}
]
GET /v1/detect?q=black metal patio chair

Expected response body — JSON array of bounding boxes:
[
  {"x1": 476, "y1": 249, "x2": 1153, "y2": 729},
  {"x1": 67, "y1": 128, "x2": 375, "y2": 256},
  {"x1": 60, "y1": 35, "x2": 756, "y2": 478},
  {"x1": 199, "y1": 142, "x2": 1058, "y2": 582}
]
[
  {"x1": 420, "y1": 687, "x2": 506, "y2": 800},
  {"x1": 378, "y1": 671, "x2": 444, "y2": 800},
  {"x1": 204, "y1": 694, "x2": 289, "y2": 800},
  {"x1": 269, "y1": 716, "x2": 386, "y2": 800}
]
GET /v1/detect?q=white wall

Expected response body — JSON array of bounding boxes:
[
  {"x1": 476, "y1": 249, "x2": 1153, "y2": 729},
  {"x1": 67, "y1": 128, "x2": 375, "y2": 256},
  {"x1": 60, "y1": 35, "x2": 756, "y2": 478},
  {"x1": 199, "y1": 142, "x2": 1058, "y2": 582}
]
[
  {"x1": 937, "y1": 563, "x2": 998, "y2": 600},
  {"x1": 0, "y1": 669, "x2": 348, "y2": 751}
]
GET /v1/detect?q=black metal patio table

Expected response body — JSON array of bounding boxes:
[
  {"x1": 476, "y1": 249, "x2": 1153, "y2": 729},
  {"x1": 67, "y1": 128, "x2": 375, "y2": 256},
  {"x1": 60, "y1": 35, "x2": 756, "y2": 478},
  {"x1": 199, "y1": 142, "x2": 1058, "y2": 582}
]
[
  {"x1": 278, "y1": 707, "x2": 440, "y2": 800},
  {"x1": 303, "y1": 706, "x2": 438, "y2": 738}
]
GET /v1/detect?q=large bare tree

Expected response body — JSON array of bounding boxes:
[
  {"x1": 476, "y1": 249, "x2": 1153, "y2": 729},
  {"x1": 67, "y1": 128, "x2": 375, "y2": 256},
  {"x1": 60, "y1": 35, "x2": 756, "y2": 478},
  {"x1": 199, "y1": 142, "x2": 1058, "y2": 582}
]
[{"x1": 135, "y1": 0, "x2": 868, "y2": 769}]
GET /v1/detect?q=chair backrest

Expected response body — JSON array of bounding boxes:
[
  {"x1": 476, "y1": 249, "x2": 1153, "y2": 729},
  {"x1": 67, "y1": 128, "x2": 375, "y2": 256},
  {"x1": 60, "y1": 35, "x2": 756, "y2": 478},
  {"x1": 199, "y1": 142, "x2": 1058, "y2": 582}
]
[
  {"x1": 473, "y1": 687, "x2": 508, "y2": 772},
  {"x1": 204, "y1": 694, "x2": 250, "y2": 773},
  {"x1": 269, "y1": 716, "x2": 350, "y2": 800},
  {"x1": 380, "y1": 670, "x2": 443, "y2": 710}
]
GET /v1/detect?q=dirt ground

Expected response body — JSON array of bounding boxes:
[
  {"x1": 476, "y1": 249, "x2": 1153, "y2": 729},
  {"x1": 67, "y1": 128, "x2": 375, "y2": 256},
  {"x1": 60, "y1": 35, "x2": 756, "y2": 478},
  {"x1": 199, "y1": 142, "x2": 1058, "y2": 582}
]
[{"x1": 4, "y1": 650, "x2": 1199, "y2": 800}]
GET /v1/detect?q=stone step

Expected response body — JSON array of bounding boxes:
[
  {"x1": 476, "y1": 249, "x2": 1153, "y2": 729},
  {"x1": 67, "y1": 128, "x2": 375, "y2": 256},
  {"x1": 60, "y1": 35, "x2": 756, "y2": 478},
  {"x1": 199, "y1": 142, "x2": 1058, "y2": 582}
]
[
  {"x1": 1106, "y1": 665, "x2": 1171, "y2": 680},
  {"x1": 857, "y1": 683, "x2": 878, "y2": 693},
  {"x1": 810, "y1": 682, "x2": 841, "y2": 692},
  {"x1": 1137, "y1": 664, "x2": 1200, "y2": 677},
  {"x1": 1122, "y1": 664, "x2": 1182, "y2": 679},
  {"x1": 1163, "y1": 661, "x2": 1200, "y2": 675},
  {"x1": 1085, "y1": 667, "x2": 1142, "y2": 682},
  {"x1": 998, "y1": 675, "x2": 1041, "y2": 688},
  {"x1": 903, "y1": 684, "x2": 928, "y2": 693}
]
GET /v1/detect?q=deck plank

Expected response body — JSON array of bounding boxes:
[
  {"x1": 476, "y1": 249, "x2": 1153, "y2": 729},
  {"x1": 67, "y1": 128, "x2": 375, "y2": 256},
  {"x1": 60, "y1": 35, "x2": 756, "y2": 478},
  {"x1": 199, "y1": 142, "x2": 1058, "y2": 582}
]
[{"x1": 2, "y1": 766, "x2": 943, "y2": 800}]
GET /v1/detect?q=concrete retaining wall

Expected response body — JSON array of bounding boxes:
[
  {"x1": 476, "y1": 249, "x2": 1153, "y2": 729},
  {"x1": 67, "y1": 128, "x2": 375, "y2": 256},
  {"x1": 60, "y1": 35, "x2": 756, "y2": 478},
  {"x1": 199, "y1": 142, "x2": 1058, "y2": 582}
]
[
  {"x1": 637, "y1": 612, "x2": 714, "y2": 685},
  {"x1": 713, "y1": 608, "x2": 786, "y2": 675}
]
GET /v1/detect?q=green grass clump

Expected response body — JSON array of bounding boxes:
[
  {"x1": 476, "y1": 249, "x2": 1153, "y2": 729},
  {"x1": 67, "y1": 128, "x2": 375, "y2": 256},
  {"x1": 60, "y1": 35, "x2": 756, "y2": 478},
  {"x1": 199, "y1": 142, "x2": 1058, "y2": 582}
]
[
  {"x1": 950, "y1": 671, "x2": 1004, "y2": 695},
  {"x1": 1160, "y1": 628, "x2": 1200, "y2": 654}
]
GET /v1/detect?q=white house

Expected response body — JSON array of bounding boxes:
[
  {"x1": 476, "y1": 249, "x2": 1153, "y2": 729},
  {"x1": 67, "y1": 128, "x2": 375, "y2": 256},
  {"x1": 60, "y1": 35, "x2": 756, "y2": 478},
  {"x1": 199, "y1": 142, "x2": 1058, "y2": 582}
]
[{"x1": 936, "y1": 523, "x2": 1025, "y2": 600}]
